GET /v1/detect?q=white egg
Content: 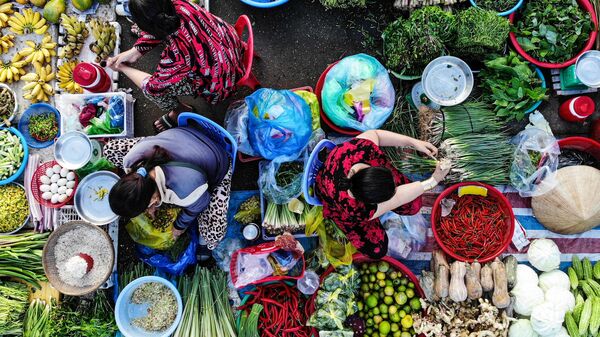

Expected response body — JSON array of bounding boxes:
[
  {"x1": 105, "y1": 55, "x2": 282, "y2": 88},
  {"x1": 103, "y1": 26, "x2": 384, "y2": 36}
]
[
  {"x1": 66, "y1": 188, "x2": 73, "y2": 197},
  {"x1": 66, "y1": 172, "x2": 76, "y2": 181},
  {"x1": 42, "y1": 192, "x2": 53, "y2": 200},
  {"x1": 50, "y1": 183, "x2": 58, "y2": 194},
  {"x1": 50, "y1": 174, "x2": 60, "y2": 183},
  {"x1": 57, "y1": 178, "x2": 67, "y2": 186},
  {"x1": 51, "y1": 194, "x2": 59, "y2": 204},
  {"x1": 45, "y1": 168, "x2": 54, "y2": 177},
  {"x1": 66, "y1": 181, "x2": 75, "y2": 189},
  {"x1": 58, "y1": 194, "x2": 68, "y2": 203},
  {"x1": 39, "y1": 185, "x2": 50, "y2": 192},
  {"x1": 60, "y1": 167, "x2": 69, "y2": 177},
  {"x1": 39, "y1": 176, "x2": 51, "y2": 184},
  {"x1": 52, "y1": 165, "x2": 61, "y2": 174},
  {"x1": 57, "y1": 186, "x2": 67, "y2": 195}
]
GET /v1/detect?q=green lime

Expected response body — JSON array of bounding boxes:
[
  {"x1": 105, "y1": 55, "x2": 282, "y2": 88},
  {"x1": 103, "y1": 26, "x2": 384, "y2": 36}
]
[
  {"x1": 384, "y1": 296, "x2": 394, "y2": 305},
  {"x1": 369, "y1": 275, "x2": 376, "y2": 282},
  {"x1": 394, "y1": 332, "x2": 402, "y2": 337},
  {"x1": 379, "y1": 304, "x2": 389, "y2": 314},
  {"x1": 385, "y1": 280, "x2": 393, "y2": 287},
  {"x1": 389, "y1": 271, "x2": 398, "y2": 279},
  {"x1": 408, "y1": 281, "x2": 415, "y2": 289},
  {"x1": 376, "y1": 272, "x2": 386, "y2": 280},
  {"x1": 409, "y1": 298, "x2": 421, "y2": 311},
  {"x1": 369, "y1": 264, "x2": 378, "y2": 274},
  {"x1": 366, "y1": 295, "x2": 378, "y2": 308},
  {"x1": 395, "y1": 293, "x2": 408, "y2": 305},
  {"x1": 384, "y1": 286, "x2": 395, "y2": 296},
  {"x1": 388, "y1": 305, "x2": 398, "y2": 315},
  {"x1": 378, "y1": 279, "x2": 386, "y2": 287},
  {"x1": 401, "y1": 332, "x2": 411, "y2": 337},
  {"x1": 357, "y1": 301, "x2": 364, "y2": 311},
  {"x1": 367, "y1": 328, "x2": 373, "y2": 334},
  {"x1": 399, "y1": 310, "x2": 406, "y2": 318},
  {"x1": 402, "y1": 305, "x2": 411, "y2": 314},
  {"x1": 405, "y1": 288, "x2": 415, "y2": 299},
  {"x1": 391, "y1": 323, "x2": 399, "y2": 332},
  {"x1": 373, "y1": 308, "x2": 380, "y2": 315},
  {"x1": 379, "y1": 321, "x2": 391, "y2": 335},
  {"x1": 400, "y1": 278, "x2": 408, "y2": 286},
  {"x1": 367, "y1": 318, "x2": 374, "y2": 327},
  {"x1": 374, "y1": 315, "x2": 383, "y2": 324},
  {"x1": 392, "y1": 279, "x2": 401, "y2": 286},
  {"x1": 390, "y1": 312, "x2": 400, "y2": 323},
  {"x1": 401, "y1": 315, "x2": 413, "y2": 329},
  {"x1": 361, "y1": 284, "x2": 370, "y2": 292},
  {"x1": 398, "y1": 285, "x2": 406, "y2": 292},
  {"x1": 378, "y1": 261, "x2": 390, "y2": 273}
]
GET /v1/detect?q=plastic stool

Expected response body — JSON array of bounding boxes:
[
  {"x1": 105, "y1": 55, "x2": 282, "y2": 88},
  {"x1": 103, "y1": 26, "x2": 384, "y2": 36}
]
[{"x1": 234, "y1": 15, "x2": 261, "y2": 91}]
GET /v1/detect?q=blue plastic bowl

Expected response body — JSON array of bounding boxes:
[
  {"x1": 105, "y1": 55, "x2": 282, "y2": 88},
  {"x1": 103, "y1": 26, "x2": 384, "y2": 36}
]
[
  {"x1": 115, "y1": 276, "x2": 183, "y2": 337},
  {"x1": 469, "y1": 0, "x2": 524, "y2": 16},
  {"x1": 18, "y1": 103, "x2": 61, "y2": 149},
  {"x1": 0, "y1": 127, "x2": 29, "y2": 186},
  {"x1": 524, "y1": 66, "x2": 547, "y2": 114},
  {"x1": 240, "y1": 0, "x2": 289, "y2": 8}
]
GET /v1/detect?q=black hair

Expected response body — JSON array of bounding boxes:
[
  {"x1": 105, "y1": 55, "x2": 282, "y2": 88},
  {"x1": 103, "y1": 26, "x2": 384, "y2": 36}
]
[
  {"x1": 129, "y1": 0, "x2": 181, "y2": 39},
  {"x1": 109, "y1": 146, "x2": 171, "y2": 218},
  {"x1": 339, "y1": 167, "x2": 396, "y2": 204}
]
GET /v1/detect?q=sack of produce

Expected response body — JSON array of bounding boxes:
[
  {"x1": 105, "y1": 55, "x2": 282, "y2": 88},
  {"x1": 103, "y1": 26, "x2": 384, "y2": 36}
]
[
  {"x1": 322, "y1": 54, "x2": 394, "y2": 131},
  {"x1": 247, "y1": 88, "x2": 312, "y2": 161},
  {"x1": 510, "y1": 128, "x2": 560, "y2": 197},
  {"x1": 125, "y1": 207, "x2": 181, "y2": 250}
]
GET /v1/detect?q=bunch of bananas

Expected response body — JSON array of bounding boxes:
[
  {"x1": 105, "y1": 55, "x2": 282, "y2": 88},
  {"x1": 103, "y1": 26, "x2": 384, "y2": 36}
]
[
  {"x1": 21, "y1": 63, "x2": 54, "y2": 102},
  {"x1": 0, "y1": 53, "x2": 26, "y2": 83},
  {"x1": 8, "y1": 8, "x2": 48, "y2": 35},
  {"x1": 0, "y1": 33, "x2": 14, "y2": 54},
  {"x1": 89, "y1": 19, "x2": 116, "y2": 63},
  {"x1": 18, "y1": 35, "x2": 56, "y2": 64},
  {"x1": 58, "y1": 14, "x2": 88, "y2": 60},
  {"x1": 57, "y1": 60, "x2": 82, "y2": 94},
  {"x1": 0, "y1": 3, "x2": 14, "y2": 29}
]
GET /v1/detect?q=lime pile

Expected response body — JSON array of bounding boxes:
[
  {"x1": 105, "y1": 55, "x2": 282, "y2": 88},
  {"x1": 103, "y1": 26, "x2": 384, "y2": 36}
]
[{"x1": 356, "y1": 261, "x2": 421, "y2": 337}]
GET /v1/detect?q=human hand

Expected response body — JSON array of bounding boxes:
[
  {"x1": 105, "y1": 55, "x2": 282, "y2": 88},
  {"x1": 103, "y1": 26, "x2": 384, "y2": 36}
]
[
  {"x1": 432, "y1": 159, "x2": 451, "y2": 183},
  {"x1": 412, "y1": 139, "x2": 438, "y2": 158},
  {"x1": 106, "y1": 48, "x2": 142, "y2": 71}
]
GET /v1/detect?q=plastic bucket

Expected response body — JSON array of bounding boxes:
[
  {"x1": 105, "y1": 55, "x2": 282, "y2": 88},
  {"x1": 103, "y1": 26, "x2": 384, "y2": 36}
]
[
  {"x1": 469, "y1": 0, "x2": 524, "y2": 16},
  {"x1": 509, "y1": 0, "x2": 599, "y2": 69},
  {"x1": 240, "y1": 0, "x2": 289, "y2": 8},
  {"x1": 558, "y1": 136, "x2": 600, "y2": 161},
  {"x1": 115, "y1": 276, "x2": 183, "y2": 337},
  {"x1": 431, "y1": 182, "x2": 515, "y2": 263},
  {"x1": 315, "y1": 62, "x2": 361, "y2": 136}
]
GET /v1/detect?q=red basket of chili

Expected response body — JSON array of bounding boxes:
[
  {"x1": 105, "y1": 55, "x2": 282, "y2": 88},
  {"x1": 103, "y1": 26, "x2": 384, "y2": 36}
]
[{"x1": 431, "y1": 182, "x2": 515, "y2": 263}]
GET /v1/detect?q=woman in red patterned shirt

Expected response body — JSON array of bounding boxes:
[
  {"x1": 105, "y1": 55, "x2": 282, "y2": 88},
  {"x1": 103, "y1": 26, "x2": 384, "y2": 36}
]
[{"x1": 107, "y1": 0, "x2": 245, "y2": 132}]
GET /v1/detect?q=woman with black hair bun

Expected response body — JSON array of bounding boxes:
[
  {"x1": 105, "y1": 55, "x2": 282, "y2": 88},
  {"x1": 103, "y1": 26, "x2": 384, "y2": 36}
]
[
  {"x1": 107, "y1": 0, "x2": 245, "y2": 133},
  {"x1": 315, "y1": 130, "x2": 449, "y2": 259}
]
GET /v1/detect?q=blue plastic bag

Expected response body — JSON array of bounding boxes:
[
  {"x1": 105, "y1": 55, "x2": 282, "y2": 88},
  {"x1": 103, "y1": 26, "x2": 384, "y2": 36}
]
[
  {"x1": 247, "y1": 88, "x2": 312, "y2": 161},
  {"x1": 322, "y1": 54, "x2": 395, "y2": 131},
  {"x1": 137, "y1": 228, "x2": 198, "y2": 276},
  {"x1": 108, "y1": 95, "x2": 125, "y2": 129}
]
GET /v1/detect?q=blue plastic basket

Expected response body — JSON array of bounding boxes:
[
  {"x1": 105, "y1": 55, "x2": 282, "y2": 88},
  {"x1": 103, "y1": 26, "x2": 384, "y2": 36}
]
[
  {"x1": 469, "y1": 0, "x2": 524, "y2": 16},
  {"x1": 240, "y1": 0, "x2": 289, "y2": 8},
  {"x1": 524, "y1": 66, "x2": 547, "y2": 114},
  {"x1": 18, "y1": 103, "x2": 60, "y2": 149},
  {"x1": 0, "y1": 127, "x2": 29, "y2": 186}
]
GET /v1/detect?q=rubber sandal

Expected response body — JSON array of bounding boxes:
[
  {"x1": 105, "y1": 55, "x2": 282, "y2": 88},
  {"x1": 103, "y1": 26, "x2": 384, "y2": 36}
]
[{"x1": 153, "y1": 113, "x2": 177, "y2": 134}]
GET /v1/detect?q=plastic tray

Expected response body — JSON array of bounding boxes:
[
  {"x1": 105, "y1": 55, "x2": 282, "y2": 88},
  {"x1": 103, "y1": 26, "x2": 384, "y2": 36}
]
[{"x1": 55, "y1": 92, "x2": 134, "y2": 138}]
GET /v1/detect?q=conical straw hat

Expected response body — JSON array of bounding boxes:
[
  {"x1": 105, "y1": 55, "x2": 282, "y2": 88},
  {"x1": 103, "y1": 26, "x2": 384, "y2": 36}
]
[{"x1": 532, "y1": 165, "x2": 600, "y2": 234}]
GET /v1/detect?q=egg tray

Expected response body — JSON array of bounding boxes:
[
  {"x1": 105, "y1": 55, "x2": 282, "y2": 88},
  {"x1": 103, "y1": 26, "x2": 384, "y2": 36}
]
[{"x1": 31, "y1": 160, "x2": 79, "y2": 209}]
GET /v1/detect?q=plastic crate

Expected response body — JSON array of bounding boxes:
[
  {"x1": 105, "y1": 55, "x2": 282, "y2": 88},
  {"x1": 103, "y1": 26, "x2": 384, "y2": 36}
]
[
  {"x1": 57, "y1": 206, "x2": 119, "y2": 289},
  {"x1": 56, "y1": 92, "x2": 134, "y2": 139}
]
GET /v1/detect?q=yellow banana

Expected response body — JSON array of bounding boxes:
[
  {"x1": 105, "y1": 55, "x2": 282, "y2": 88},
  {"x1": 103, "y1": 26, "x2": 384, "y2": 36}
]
[
  {"x1": 57, "y1": 60, "x2": 82, "y2": 94},
  {"x1": 9, "y1": 9, "x2": 48, "y2": 35}
]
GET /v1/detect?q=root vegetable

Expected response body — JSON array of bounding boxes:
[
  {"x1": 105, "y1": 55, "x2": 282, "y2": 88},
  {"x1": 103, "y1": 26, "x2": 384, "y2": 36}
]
[
  {"x1": 491, "y1": 258, "x2": 510, "y2": 309},
  {"x1": 466, "y1": 261, "x2": 483, "y2": 300},
  {"x1": 504, "y1": 255, "x2": 518, "y2": 289},
  {"x1": 433, "y1": 249, "x2": 450, "y2": 299},
  {"x1": 481, "y1": 264, "x2": 494, "y2": 292},
  {"x1": 449, "y1": 261, "x2": 467, "y2": 302}
]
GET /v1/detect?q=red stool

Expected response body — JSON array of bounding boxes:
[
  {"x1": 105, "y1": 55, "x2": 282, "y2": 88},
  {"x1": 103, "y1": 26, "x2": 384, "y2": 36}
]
[{"x1": 234, "y1": 15, "x2": 261, "y2": 90}]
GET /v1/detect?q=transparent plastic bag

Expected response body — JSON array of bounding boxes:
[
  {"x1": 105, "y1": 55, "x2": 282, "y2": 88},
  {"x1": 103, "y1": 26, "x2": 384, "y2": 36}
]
[
  {"x1": 258, "y1": 159, "x2": 305, "y2": 204},
  {"x1": 510, "y1": 128, "x2": 560, "y2": 197},
  {"x1": 381, "y1": 212, "x2": 427, "y2": 258},
  {"x1": 224, "y1": 100, "x2": 256, "y2": 157},
  {"x1": 247, "y1": 88, "x2": 312, "y2": 161},
  {"x1": 213, "y1": 238, "x2": 244, "y2": 272},
  {"x1": 125, "y1": 207, "x2": 181, "y2": 250},
  {"x1": 321, "y1": 54, "x2": 395, "y2": 131}
]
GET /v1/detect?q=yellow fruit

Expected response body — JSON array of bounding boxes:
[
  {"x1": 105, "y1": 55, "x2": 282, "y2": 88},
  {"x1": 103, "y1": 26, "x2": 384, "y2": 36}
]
[
  {"x1": 42, "y1": 0, "x2": 66, "y2": 24},
  {"x1": 57, "y1": 60, "x2": 82, "y2": 94},
  {"x1": 21, "y1": 63, "x2": 54, "y2": 103},
  {"x1": 8, "y1": 9, "x2": 48, "y2": 35},
  {"x1": 30, "y1": 0, "x2": 46, "y2": 7}
]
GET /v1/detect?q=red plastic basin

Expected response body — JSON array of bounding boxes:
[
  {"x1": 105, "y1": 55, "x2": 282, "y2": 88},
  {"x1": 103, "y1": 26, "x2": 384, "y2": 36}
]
[{"x1": 558, "y1": 136, "x2": 600, "y2": 160}]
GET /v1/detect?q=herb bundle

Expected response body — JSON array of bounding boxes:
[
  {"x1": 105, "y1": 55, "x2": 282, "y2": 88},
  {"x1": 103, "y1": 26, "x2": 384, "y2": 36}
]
[
  {"x1": 47, "y1": 291, "x2": 118, "y2": 337},
  {"x1": 515, "y1": 0, "x2": 593, "y2": 63},
  {"x1": 453, "y1": 7, "x2": 510, "y2": 58},
  {"x1": 480, "y1": 52, "x2": 548, "y2": 121},
  {"x1": 28, "y1": 113, "x2": 58, "y2": 142},
  {"x1": 23, "y1": 299, "x2": 52, "y2": 337}
]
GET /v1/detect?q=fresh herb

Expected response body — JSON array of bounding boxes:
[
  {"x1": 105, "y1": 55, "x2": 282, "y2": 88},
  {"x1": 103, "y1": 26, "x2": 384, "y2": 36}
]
[
  {"x1": 119, "y1": 262, "x2": 153, "y2": 291},
  {"x1": 475, "y1": 0, "x2": 519, "y2": 12},
  {"x1": 234, "y1": 196, "x2": 261, "y2": 224},
  {"x1": 0, "y1": 280, "x2": 29, "y2": 335},
  {"x1": 238, "y1": 304, "x2": 263, "y2": 337},
  {"x1": 23, "y1": 299, "x2": 52, "y2": 337},
  {"x1": 453, "y1": 7, "x2": 510, "y2": 58},
  {"x1": 28, "y1": 113, "x2": 58, "y2": 142},
  {"x1": 383, "y1": 91, "x2": 420, "y2": 139},
  {"x1": 0, "y1": 232, "x2": 49, "y2": 288},
  {"x1": 480, "y1": 52, "x2": 548, "y2": 121},
  {"x1": 0, "y1": 87, "x2": 15, "y2": 123},
  {"x1": 319, "y1": 0, "x2": 366, "y2": 9},
  {"x1": 263, "y1": 200, "x2": 323, "y2": 235},
  {"x1": 0, "y1": 184, "x2": 29, "y2": 233},
  {"x1": 515, "y1": 0, "x2": 593, "y2": 63},
  {"x1": 47, "y1": 291, "x2": 118, "y2": 337},
  {"x1": 275, "y1": 161, "x2": 304, "y2": 187}
]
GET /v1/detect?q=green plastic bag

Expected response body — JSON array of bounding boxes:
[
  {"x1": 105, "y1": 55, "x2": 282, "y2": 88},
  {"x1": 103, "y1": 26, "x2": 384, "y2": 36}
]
[{"x1": 125, "y1": 207, "x2": 181, "y2": 250}]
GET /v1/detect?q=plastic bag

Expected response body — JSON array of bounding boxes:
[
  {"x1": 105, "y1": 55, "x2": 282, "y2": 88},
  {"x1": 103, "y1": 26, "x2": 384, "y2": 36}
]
[
  {"x1": 125, "y1": 207, "x2": 181, "y2": 250},
  {"x1": 510, "y1": 128, "x2": 560, "y2": 197},
  {"x1": 294, "y1": 90, "x2": 321, "y2": 131},
  {"x1": 315, "y1": 220, "x2": 356, "y2": 268},
  {"x1": 137, "y1": 227, "x2": 198, "y2": 276},
  {"x1": 212, "y1": 238, "x2": 244, "y2": 272},
  {"x1": 247, "y1": 88, "x2": 312, "y2": 161},
  {"x1": 322, "y1": 54, "x2": 395, "y2": 131},
  {"x1": 381, "y1": 212, "x2": 427, "y2": 259},
  {"x1": 258, "y1": 159, "x2": 305, "y2": 204},
  {"x1": 224, "y1": 100, "x2": 256, "y2": 157},
  {"x1": 108, "y1": 95, "x2": 125, "y2": 128},
  {"x1": 76, "y1": 158, "x2": 115, "y2": 179}
]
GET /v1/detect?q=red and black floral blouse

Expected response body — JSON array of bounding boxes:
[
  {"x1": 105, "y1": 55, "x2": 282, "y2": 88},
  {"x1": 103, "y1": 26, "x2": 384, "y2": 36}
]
[
  {"x1": 134, "y1": 0, "x2": 245, "y2": 110},
  {"x1": 316, "y1": 138, "x2": 422, "y2": 258}
]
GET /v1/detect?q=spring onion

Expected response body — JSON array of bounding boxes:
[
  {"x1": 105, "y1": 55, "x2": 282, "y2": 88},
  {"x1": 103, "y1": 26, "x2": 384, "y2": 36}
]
[
  {"x1": 428, "y1": 102, "x2": 504, "y2": 144},
  {"x1": 238, "y1": 304, "x2": 263, "y2": 337},
  {"x1": 0, "y1": 231, "x2": 49, "y2": 288},
  {"x1": 23, "y1": 299, "x2": 52, "y2": 337}
]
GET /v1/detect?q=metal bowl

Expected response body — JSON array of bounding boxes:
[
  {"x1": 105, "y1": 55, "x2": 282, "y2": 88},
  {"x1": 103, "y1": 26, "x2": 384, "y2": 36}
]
[
  {"x1": 0, "y1": 182, "x2": 30, "y2": 235},
  {"x1": 0, "y1": 83, "x2": 18, "y2": 127},
  {"x1": 54, "y1": 131, "x2": 92, "y2": 170},
  {"x1": 422, "y1": 56, "x2": 474, "y2": 106},
  {"x1": 74, "y1": 171, "x2": 119, "y2": 225},
  {"x1": 575, "y1": 50, "x2": 600, "y2": 88}
]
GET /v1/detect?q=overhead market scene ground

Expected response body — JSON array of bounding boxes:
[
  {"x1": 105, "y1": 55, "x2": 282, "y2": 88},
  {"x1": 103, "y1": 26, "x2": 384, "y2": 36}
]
[{"x1": 0, "y1": 0, "x2": 599, "y2": 336}]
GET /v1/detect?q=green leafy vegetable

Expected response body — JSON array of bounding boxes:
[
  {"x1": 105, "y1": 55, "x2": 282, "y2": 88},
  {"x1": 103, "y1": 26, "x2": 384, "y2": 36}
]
[
  {"x1": 234, "y1": 196, "x2": 261, "y2": 224},
  {"x1": 0, "y1": 280, "x2": 29, "y2": 335},
  {"x1": 23, "y1": 299, "x2": 52, "y2": 337},
  {"x1": 0, "y1": 232, "x2": 49, "y2": 288},
  {"x1": 28, "y1": 113, "x2": 58, "y2": 142},
  {"x1": 475, "y1": 0, "x2": 520, "y2": 12},
  {"x1": 453, "y1": 7, "x2": 510, "y2": 58},
  {"x1": 515, "y1": 0, "x2": 593, "y2": 63},
  {"x1": 319, "y1": 0, "x2": 366, "y2": 9},
  {"x1": 480, "y1": 52, "x2": 548, "y2": 121},
  {"x1": 47, "y1": 291, "x2": 118, "y2": 337}
]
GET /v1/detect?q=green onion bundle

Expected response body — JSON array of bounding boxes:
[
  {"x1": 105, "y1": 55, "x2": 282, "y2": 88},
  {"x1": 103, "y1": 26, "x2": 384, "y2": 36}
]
[
  {"x1": 238, "y1": 304, "x2": 262, "y2": 337},
  {"x1": 0, "y1": 280, "x2": 29, "y2": 335},
  {"x1": 119, "y1": 262, "x2": 153, "y2": 292},
  {"x1": 174, "y1": 267, "x2": 200, "y2": 337},
  {"x1": 428, "y1": 102, "x2": 504, "y2": 144},
  {"x1": 23, "y1": 299, "x2": 52, "y2": 337},
  {"x1": 0, "y1": 232, "x2": 49, "y2": 288},
  {"x1": 383, "y1": 93, "x2": 420, "y2": 140}
]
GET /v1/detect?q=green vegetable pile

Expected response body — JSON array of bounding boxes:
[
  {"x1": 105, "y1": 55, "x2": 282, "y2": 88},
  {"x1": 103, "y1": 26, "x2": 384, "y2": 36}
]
[
  {"x1": 47, "y1": 291, "x2": 118, "y2": 337},
  {"x1": 0, "y1": 184, "x2": 29, "y2": 233},
  {"x1": 356, "y1": 261, "x2": 422, "y2": 337},
  {"x1": 319, "y1": 0, "x2": 366, "y2": 9},
  {"x1": 28, "y1": 112, "x2": 58, "y2": 142},
  {"x1": 474, "y1": 0, "x2": 519, "y2": 12},
  {"x1": 234, "y1": 196, "x2": 261, "y2": 224},
  {"x1": 0, "y1": 280, "x2": 29, "y2": 335},
  {"x1": 565, "y1": 256, "x2": 600, "y2": 337},
  {"x1": 480, "y1": 52, "x2": 548, "y2": 121},
  {"x1": 0, "y1": 232, "x2": 49, "y2": 288},
  {"x1": 0, "y1": 129, "x2": 25, "y2": 180},
  {"x1": 453, "y1": 7, "x2": 510, "y2": 58},
  {"x1": 427, "y1": 102, "x2": 504, "y2": 144},
  {"x1": 515, "y1": 0, "x2": 593, "y2": 63},
  {"x1": 23, "y1": 299, "x2": 52, "y2": 337}
]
